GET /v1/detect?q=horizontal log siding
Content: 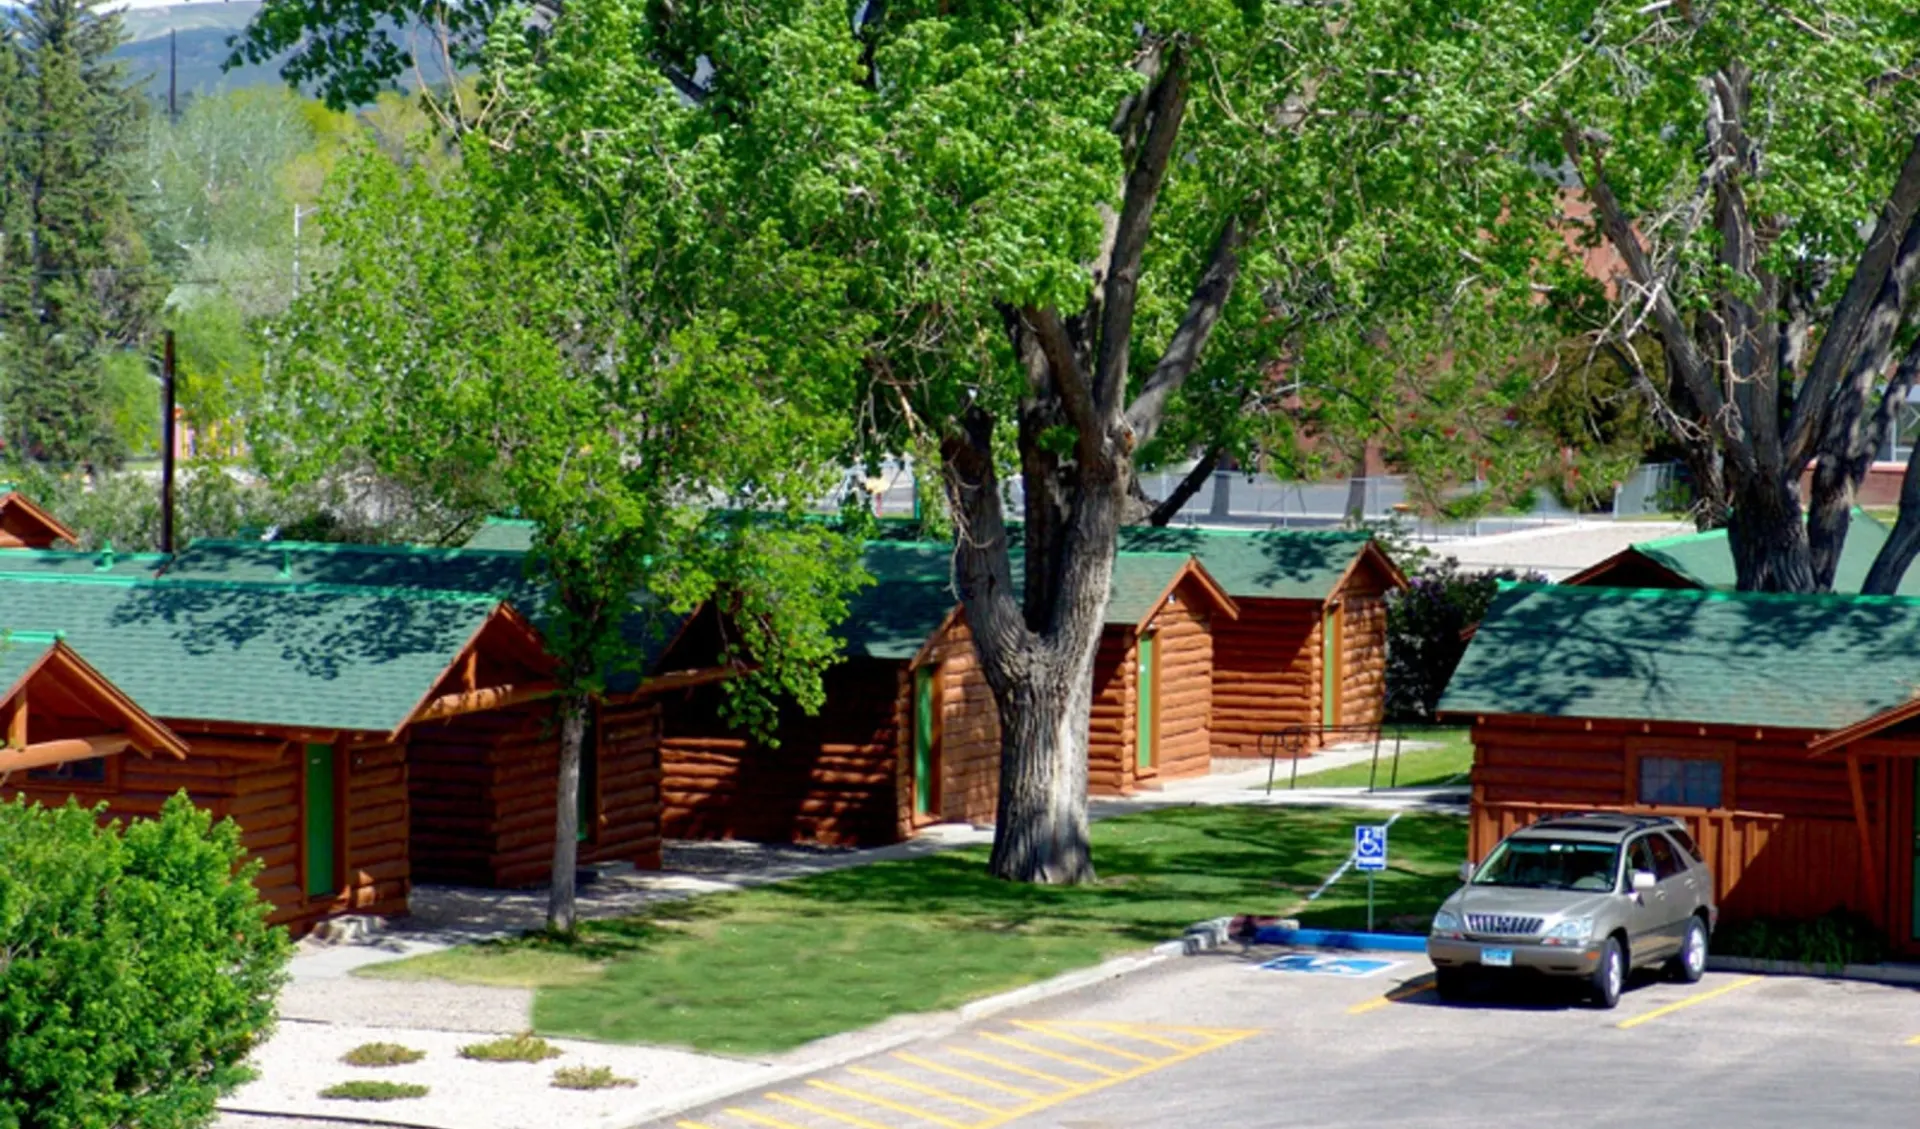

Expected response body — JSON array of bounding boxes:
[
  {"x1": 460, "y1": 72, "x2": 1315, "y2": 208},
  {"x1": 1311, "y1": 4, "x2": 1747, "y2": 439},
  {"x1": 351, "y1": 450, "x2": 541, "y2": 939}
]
[
  {"x1": 1468, "y1": 719, "x2": 1891, "y2": 924},
  {"x1": 1086, "y1": 627, "x2": 1137, "y2": 796},
  {"x1": 3, "y1": 730, "x2": 412, "y2": 938},
  {"x1": 409, "y1": 699, "x2": 663, "y2": 889},
  {"x1": 901, "y1": 616, "x2": 999, "y2": 836},
  {"x1": 661, "y1": 659, "x2": 901, "y2": 846},
  {"x1": 1337, "y1": 594, "x2": 1389, "y2": 733},
  {"x1": 1141, "y1": 577, "x2": 1215, "y2": 784},
  {"x1": 1209, "y1": 599, "x2": 1318, "y2": 757}
]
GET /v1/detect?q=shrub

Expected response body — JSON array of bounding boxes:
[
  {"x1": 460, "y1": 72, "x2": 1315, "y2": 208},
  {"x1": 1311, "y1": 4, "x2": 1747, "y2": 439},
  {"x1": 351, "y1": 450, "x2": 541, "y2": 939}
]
[
  {"x1": 320, "y1": 1081, "x2": 430, "y2": 1101},
  {"x1": 459, "y1": 1032, "x2": 563, "y2": 1063},
  {"x1": 551, "y1": 1065, "x2": 636, "y2": 1091},
  {"x1": 1716, "y1": 910, "x2": 1888, "y2": 968},
  {"x1": 341, "y1": 1043, "x2": 426, "y2": 1067},
  {"x1": 1385, "y1": 559, "x2": 1547, "y2": 721},
  {"x1": 0, "y1": 794, "x2": 291, "y2": 1129}
]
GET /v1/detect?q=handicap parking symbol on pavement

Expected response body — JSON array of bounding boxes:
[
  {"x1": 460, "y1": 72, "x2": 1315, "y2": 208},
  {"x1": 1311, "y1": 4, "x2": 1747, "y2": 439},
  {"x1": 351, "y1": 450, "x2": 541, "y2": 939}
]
[{"x1": 1259, "y1": 953, "x2": 1401, "y2": 978}]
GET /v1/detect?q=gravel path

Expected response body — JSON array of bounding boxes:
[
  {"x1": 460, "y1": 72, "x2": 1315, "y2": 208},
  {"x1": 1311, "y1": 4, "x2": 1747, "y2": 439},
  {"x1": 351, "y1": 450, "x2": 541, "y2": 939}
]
[{"x1": 221, "y1": 1021, "x2": 773, "y2": 1129}]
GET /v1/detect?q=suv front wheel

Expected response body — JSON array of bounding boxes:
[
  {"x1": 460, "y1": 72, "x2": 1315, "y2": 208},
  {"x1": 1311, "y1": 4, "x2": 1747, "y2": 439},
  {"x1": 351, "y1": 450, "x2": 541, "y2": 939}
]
[
  {"x1": 1589, "y1": 937, "x2": 1625, "y2": 1009},
  {"x1": 1667, "y1": 916, "x2": 1707, "y2": 983}
]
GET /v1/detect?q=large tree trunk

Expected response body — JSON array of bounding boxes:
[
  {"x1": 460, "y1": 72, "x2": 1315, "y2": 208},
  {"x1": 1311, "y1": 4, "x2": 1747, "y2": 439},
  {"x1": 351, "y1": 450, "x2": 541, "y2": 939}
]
[
  {"x1": 986, "y1": 654, "x2": 1098, "y2": 881},
  {"x1": 1864, "y1": 436, "x2": 1920, "y2": 594},
  {"x1": 1726, "y1": 477, "x2": 1813, "y2": 592},
  {"x1": 548, "y1": 691, "x2": 587, "y2": 933}
]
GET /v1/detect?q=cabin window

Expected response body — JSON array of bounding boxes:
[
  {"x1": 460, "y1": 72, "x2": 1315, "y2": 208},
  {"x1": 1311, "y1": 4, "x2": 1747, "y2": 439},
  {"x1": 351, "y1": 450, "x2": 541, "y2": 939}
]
[
  {"x1": 1638, "y1": 756, "x2": 1723, "y2": 809},
  {"x1": 26, "y1": 756, "x2": 109, "y2": 786}
]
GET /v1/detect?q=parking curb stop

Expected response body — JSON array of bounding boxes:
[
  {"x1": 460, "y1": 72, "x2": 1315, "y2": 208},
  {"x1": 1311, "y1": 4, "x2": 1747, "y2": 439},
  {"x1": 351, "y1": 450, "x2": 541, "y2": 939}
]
[{"x1": 1159, "y1": 916, "x2": 1236, "y2": 956}]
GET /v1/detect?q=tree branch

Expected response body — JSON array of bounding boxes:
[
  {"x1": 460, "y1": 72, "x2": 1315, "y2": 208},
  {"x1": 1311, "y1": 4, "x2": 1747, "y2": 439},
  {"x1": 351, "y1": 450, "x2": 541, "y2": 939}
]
[
  {"x1": 1786, "y1": 129, "x2": 1920, "y2": 468},
  {"x1": 938, "y1": 405, "x2": 1035, "y2": 667},
  {"x1": 1145, "y1": 446, "x2": 1223, "y2": 526},
  {"x1": 1092, "y1": 41, "x2": 1189, "y2": 420},
  {"x1": 1123, "y1": 215, "x2": 1244, "y2": 449}
]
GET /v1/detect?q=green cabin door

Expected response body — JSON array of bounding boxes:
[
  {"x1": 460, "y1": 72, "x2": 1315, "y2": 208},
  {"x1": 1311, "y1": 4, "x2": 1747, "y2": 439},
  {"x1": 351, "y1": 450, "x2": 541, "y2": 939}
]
[
  {"x1": 1321, "y1": 604, "x2": 1342, "y2": 731},
  {"x1": 913, "y1": 666, "x2": 938, "y2": 816},
  {"x1": 1136, "y1": 634, "x2": 1157, "y2": 772},
  {"x1": 304, "y1": 743, "x2": 337, "y2": 898}
]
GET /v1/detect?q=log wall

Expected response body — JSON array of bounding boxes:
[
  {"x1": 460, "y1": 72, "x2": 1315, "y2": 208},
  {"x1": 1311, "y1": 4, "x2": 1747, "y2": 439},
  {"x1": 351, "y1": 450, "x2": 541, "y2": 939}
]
[
  {"x1": 409, "y1": 698, "x2": 663, "y2": 889},
  {"x1": 1086, "y1": 627, "x2": 1137, "y2": 797},
  {"x1": 900, "y1": 615, "x2": 1000, "y2": 836},
  {"x1": 661, "y1": 659, "x2": 901, "y2": 846},
  {"x1": 1335, "y1": 567, "x2": 1393, "y2": 734},
  {"x1": 1467, "y1": 718, "x2": 1897, "y2": 925},
  {"x1": 1088, "y1": 575, "x2": 1217, "y2": 795},
  {"x1": 1, "y1": 729, "x2": 412, "y2": 937}
]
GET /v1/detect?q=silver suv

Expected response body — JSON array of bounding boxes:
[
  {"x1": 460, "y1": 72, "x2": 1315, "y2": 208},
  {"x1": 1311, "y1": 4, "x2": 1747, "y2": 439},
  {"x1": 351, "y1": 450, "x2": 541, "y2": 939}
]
[{"x1": 1427, "y1": 813, "x2": 1717, "y2": 1008}]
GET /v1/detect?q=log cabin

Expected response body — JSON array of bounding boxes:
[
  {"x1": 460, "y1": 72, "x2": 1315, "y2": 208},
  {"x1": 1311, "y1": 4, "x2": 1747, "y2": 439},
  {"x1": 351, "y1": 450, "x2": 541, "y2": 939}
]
[
  {"x1": 0, "y1": 571, "x2": 566, "y2": 935},
  {"x1": 158, "y1": 538, "x2": 718, "y2": 889},
  {"x1": 0, "y1": 487, "x2": 79, "y2": 549},
  {"x1": 1085, "y1": 553, "x2": 1239, "y2": 795},
  {"x1": 0, "y1": 633, "x2": 189, "y2": 779},
  {"x1": 1440, "y1": 582, "x2": 1920, "y2": 957},
  {"x1": 1564, "y1": 508, "x2": 1920, "y2": 595},
  {"x1": 1114, "y1": 527, "x2": 1405, "y2": 754},
  {"x1": 657, "y1": 543, "x2": 1003, "y2": 845}
]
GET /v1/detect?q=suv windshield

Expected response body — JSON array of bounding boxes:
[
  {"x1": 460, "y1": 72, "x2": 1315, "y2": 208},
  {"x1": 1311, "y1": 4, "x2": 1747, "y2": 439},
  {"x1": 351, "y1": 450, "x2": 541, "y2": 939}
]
[{"x1": 1470, "y1": 838, "x2": 1620, "y2": 892}]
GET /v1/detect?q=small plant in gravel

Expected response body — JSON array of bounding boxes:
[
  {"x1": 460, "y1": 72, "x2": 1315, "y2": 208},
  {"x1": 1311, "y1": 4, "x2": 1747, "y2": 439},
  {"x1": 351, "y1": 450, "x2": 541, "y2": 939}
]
[
  {"x1": 320, "y1": 1081, "x2": 430, "y2": 1101},
  {"x1": 459, "y1": 1033, "x2": 563, "y2": 1063},
  {"x1": 340, "y1": 1043, "x2": 426, "y2": 1068},
  {"x1": 551, "y1": 1066, "x2": 637, "y2": 1091}
]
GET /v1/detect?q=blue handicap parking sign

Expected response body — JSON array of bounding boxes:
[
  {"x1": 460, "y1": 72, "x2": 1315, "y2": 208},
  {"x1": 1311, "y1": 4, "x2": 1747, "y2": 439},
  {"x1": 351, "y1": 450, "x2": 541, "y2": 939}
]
[
  {"x1": 1259, "y1": 954, "x2": 1400, "y2": 978},
  {"x1": 1354, "y1": 824, "x2": 1388, "y2": 872}
]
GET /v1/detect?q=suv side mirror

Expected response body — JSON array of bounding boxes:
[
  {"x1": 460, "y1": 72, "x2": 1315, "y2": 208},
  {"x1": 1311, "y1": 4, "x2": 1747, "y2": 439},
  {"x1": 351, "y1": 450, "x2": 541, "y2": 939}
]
[
  {"x1": 1457, "y1": 860, "x2": 1475, "y2": 883},
  {"x1": 1631, "y1": 870, "x2": 1658, "y2": 893}
]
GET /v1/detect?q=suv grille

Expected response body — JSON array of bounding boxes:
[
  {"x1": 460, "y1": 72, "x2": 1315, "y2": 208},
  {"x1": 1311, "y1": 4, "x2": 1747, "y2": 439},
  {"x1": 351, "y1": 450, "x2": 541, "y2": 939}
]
[{"x1": 1466, "y1": 914, "x2": 1544, "y2": 937}]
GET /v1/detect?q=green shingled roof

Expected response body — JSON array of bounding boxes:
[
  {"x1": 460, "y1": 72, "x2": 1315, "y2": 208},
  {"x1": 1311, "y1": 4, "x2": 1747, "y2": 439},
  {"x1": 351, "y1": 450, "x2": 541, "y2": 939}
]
[
  {"x1": 0, "y1": 631, "x2": 61, "y2": 698},
  {"x1": 1104, "y1": 553, "x2": 1201, "y2": 626},
  {"x1": 1113, "y1": 527, "x2": 1375, "y2": 600},
  {"x1": 1439, "y1": 583, "x2": 1920, "y2": 733},
  {"x1": 0, "y1": 576, "x2": 499, "y2": 731},
  {"x1": 0, "y1": 549, "x2": 168, "y2": 579},
  {"x1": 166, "y1": 540, "x2": 539, "y2": 601},
  {"x1": 1621, "y1": 508, "x2": 1920, "y2": 595}
]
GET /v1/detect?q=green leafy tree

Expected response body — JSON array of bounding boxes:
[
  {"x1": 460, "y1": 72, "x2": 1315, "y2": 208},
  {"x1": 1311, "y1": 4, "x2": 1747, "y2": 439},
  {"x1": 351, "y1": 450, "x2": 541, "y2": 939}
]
[
  {"x1": 261, "y1": 113, "x2": 868, "y2": 928},
  {"x1": 0, "y1": 0, "x2": 161, "y2": 467},
  {"x1": 1485, "y1": 0, "x2": 1920, "y2": 590},
  {"x1": 0, "y1": 794, "x2": 290, "y2": 1129}
]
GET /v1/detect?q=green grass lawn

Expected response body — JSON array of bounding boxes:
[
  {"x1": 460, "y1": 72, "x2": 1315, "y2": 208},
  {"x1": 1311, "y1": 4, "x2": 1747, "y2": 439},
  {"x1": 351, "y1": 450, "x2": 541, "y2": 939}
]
[
  {"x1": 358, "y1": 805, "x2": 1465, "y2": 1054},
  {"x1": 1275, "y1": 727, "x2": 1474, "y2": 790}
]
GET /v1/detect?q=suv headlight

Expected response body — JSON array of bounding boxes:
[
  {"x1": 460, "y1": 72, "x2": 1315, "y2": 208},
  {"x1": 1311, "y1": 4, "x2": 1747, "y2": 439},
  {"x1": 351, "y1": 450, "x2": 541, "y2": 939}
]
[
  {"x1": 1431, "y1": 910, "x2": 1462, "y2": 936},
  {"x1": 1543, "y1": 917, "x2": 1594, "y2": 945}
]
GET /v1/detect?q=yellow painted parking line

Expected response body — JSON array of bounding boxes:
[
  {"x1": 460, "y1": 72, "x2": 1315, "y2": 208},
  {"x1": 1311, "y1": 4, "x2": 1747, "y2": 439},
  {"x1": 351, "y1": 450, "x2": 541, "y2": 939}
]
[
  {"x1": 806, "y1": 1079, "x2": 974, "y2": 1129},
  {"x1": 1616, "y1": 976, "x2": 1764, "y2": 1030},
  {"x1": 1057, "y1": 1023, "x2": 1193, "y2": 1052},
  {"x1": 1348, "y1": 977, "x2": 1435, "y2": 1015},
  {"x1": 766, "y1": 1091, "x2": 896, "y2": 1129},
  {"x1": 1905, "y1": 1035, "x2": 1920, "y2": 1047},
  {"x1": 891, "y1": 1053, "x2": 1044, "y2": 1100},
  {"x1": 1010, "y1": 1020, "x2": 1158, "y2": 1064},
  {"x1": 675, "y1": 1122, "x2": 718, "y2": 1129},
  {"x1": 978, "y1": 1032, "x2": 1123, "y2": 1077},
  {"x1": 845, "y1": 1066, "x2": 1010, "y2": 1115},
  {"x1": 961, "y1": 1024, "x2": 1259, "y2": 1129},
  {"x1": 947, "y1": 1047, "x2": 1081, "y2": 1089},
  {"x1": 723, "y1": 1109, "x2": 808, "y2": 1129}
]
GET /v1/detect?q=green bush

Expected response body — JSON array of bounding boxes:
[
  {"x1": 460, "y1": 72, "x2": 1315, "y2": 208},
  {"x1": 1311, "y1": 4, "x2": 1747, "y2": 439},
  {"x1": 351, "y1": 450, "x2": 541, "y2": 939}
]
[
  {"x1": 458, "y1": 1032, "x2": 563, "y2": 1063},
  {"x1": 551, "y1": 1065, "x2": 635, "y2": 1091},
  {"x1": 0, "y1": 794, "x2": 291, "y2": 1129},
  {"x1": 1385, "y1": 559, "x2": 1547, "y2": 721},
  {"x1": 320, "y1": 1081, "x2": 430, "y2": 1101},
  {"x1": 341, "y1": 1042, "x2": 426, "y2": 1067},
  {"x1": 1716, "y1": 910, "x2": 1888, "y2": 968}
]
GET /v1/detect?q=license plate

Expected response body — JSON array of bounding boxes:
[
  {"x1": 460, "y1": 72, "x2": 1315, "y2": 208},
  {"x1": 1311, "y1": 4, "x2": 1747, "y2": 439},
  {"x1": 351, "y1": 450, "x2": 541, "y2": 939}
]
[{"x1": 1481, "y1": 948, "x2": 1514, "y2": 968}]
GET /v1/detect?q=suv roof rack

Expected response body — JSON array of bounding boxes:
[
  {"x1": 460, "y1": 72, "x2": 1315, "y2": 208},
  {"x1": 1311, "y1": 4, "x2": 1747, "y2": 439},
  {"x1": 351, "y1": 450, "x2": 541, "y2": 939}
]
[{"x1": 1522, "y1": 812, "x2": 1683, "y2": 835}]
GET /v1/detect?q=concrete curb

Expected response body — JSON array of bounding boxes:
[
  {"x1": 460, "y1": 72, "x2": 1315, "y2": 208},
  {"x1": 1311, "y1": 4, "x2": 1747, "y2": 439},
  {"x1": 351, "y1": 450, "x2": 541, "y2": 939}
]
[
  {"x1": 617, "y1": 949, "x2": 1172, "y2": 1128},
  {"x1": 1706, "y1": 956, "x2": 1920, "y2": 987},
  {"x1": 1154, "y1": 916, "x2": 1236, "y2": 957},
  {"x1": 1249, "y1": 925, "x2": 1428, "y2": 953}
]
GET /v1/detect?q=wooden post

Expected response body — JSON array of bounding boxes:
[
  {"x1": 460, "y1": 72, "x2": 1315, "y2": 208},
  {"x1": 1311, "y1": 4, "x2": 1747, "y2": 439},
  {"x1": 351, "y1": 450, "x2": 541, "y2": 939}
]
[
  {"x1": 6, "y1": 698, "x2": 25, "y2": 750},
  {"x1": 1846, "y1": 751, "x2": 1886, "y2": 926}
]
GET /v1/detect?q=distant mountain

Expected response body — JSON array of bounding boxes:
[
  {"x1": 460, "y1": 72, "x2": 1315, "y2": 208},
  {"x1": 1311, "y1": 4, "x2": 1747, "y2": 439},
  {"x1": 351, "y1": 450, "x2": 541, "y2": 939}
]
[{"x1": 112, "y1": 4, "x2": 291, "y2": 98}]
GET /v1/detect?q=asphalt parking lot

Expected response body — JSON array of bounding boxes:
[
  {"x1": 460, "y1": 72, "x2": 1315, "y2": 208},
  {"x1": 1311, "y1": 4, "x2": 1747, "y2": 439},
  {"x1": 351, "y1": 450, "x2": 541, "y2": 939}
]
[{"x1": 661, "y1": 948, "x2": 1920, "y2": 1129}]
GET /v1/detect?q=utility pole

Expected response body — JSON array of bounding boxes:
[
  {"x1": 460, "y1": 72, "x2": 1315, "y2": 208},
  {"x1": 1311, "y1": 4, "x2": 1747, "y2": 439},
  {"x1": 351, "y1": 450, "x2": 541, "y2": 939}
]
[
  {"x1": 161, "y1": 331, "x2": 177, "y2": 555},
  {"x1": 168, "y1": 29, "x2": 177, "y2": 122}
]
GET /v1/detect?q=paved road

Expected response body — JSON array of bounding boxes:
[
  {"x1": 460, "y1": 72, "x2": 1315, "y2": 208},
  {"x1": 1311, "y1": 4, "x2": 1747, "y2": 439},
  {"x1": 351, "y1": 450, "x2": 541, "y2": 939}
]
[{"x1": 657, "y1": 949, "x2": 1920, "y2": 1129}]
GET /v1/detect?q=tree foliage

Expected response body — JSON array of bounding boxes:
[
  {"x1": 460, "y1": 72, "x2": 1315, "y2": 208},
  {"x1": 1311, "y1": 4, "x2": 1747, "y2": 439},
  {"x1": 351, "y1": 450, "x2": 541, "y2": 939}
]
[
  {"x1": 1386, "y1": 561, "x2": 1547, "y2": 723},
  {"x1": 0, "y1": 0, "x2": 161, "y2": 467},
  {"x1": 0, "y1": 793, "x2": 290, "y2": 1129}
]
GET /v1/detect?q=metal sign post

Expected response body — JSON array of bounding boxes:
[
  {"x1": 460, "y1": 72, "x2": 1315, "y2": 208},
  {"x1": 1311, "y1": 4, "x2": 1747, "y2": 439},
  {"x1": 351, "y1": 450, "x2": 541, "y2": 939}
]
[{"x1": 1354, "y1": 824, "x2": 1388, "y2": 933}]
